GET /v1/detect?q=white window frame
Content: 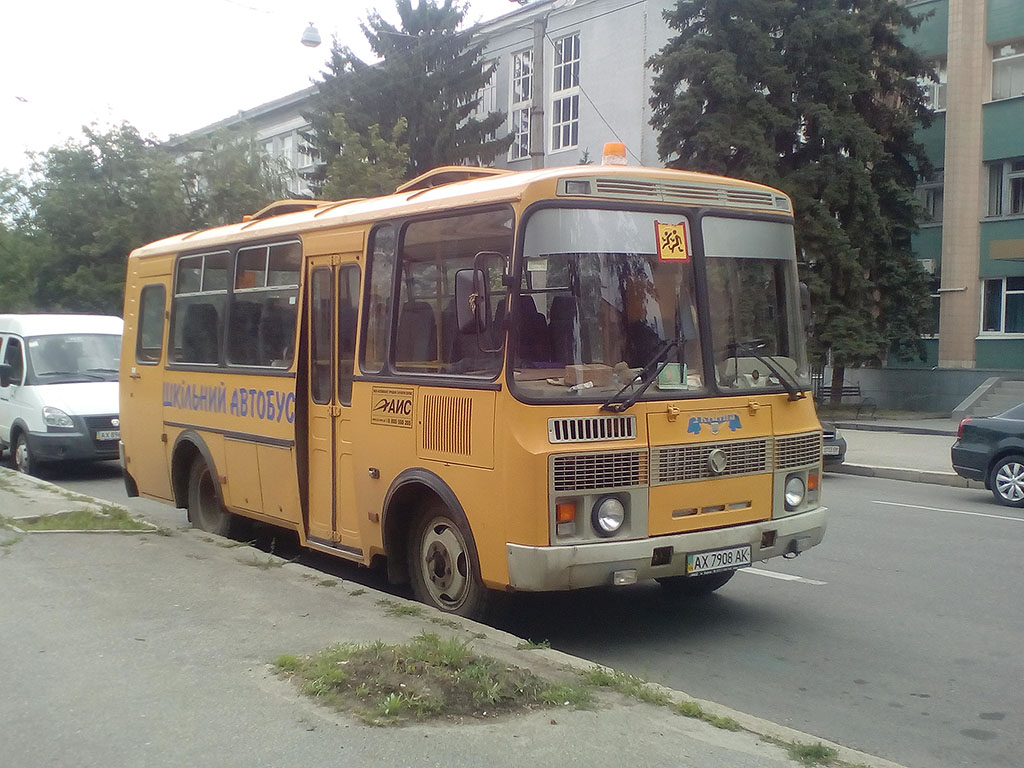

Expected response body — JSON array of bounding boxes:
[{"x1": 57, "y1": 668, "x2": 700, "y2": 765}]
[
  {"x1": 919, "y1": 59, "x2": 946, "y2": 111},
  {"x1": 476, "y1": 61, "x2": 498, "y2": 141},
  {"x1": 993, "y1": 41, "x2": 1024, "y2": 101},
  {"x1": 509, "y1": 49, "x2": 533, "y2": 162},
  {"x1": 981, "y1": 277, "x2": 1024, "y2": 336},
  {"x1": 987, "y1": 159, "x2": 1024, "y2": 217},
  {"x1": 551, "y1": 33, "x2": 581, "y2": 153}
]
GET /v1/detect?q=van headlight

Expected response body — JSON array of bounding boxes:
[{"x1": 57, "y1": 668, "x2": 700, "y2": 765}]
[
  {"x1": 592, "y1": 496, "x2": 625, "y2": 537},
  {"x1": 784, "y1": 474, "x2": 806, "y2": 511},
  {"x1": 42, "y1": 406, "x2": 74, "y2": 429}
]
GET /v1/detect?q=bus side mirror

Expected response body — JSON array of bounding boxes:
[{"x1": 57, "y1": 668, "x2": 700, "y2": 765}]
[
  {"x1": 799, "y1": 282, "x2": 813, "y2": 334},
  {"x1": 455, "y1": 268, "x2": 489, "y2": 334},
  {"x1": 0, "y1": 363, "x2": 11, "y2": 388}
]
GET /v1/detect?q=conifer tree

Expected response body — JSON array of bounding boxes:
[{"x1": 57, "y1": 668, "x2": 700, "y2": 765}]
[
  {"x1": 305, "y1": 0, "x2": 510, "y2": 196},
  {"x1": 650, "y1": 0, "x2": 936, "y2": 396}
]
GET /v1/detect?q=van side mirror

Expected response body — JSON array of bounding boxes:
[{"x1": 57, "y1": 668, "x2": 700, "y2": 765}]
[
  {"x1": 0, "y1": 363, "x2": 11, "y2": 388},
  {"x1": 455, "y1": 268, "x2": 490, "y2": 335}
]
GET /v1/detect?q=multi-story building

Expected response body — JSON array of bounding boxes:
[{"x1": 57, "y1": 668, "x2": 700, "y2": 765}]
[{"x1": 906, "y1": 0, "x2": 1024, "y2": 373}]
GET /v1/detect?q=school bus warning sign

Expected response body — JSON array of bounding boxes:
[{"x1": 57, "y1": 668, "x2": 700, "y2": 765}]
[
  {"x1": 655, "y1": 220, "x2": 690, "y2": 261},
  {"x1": 371, "y1": 385, "x2": 414, "y2": 428}
]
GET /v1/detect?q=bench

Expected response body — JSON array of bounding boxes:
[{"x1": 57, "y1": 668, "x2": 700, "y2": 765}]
[{"x1": 814, "y1": 383, "x2": 876, "y2": 419}]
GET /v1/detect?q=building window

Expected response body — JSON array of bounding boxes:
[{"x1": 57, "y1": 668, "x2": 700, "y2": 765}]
[
  {"x1": 987, "y1": 159, "x2": 1024, "y2": 217},
  {"x1": 982, "y1": 277, "x2": 1024, "y2": 334},
  {"x1": 476, "y1": 62, "x2": 498, "y2": 141},
  {"x1": 993, "y1": 41, "x2": 1024, "y2": 101},
  {"x1": 551, "y1": 33, "x2": 580, "y2": 152},
  {"x1": 915, "y1": 170, "x2": 943, "y2": 223},
  {"x1": 920, "y1": 59, "x2": 946, "y2": 111},
  {"x1": 509, "y1": 49, "x2": 533, "y2": 161}
]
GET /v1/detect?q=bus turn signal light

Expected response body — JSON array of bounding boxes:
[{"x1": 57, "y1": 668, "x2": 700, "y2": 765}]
[{"x1": 556, "y1": 502, "x2": 576, "y2": 523}]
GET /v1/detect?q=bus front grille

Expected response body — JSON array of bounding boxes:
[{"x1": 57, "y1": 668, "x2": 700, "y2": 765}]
[
  {"x1": 552, "y1": 449, "x2": 648, "y2": 492},
  {"x1": 652, "y1": 438, "x2": 771, "y2": 484},
  {"x1": 775, "y1": 432, "x2": 822, "y2": 469}
]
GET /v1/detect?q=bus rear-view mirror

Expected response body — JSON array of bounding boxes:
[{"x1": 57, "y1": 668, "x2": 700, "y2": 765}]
[{"x1": 455, "y1": 268, "x2": 489, "y2": 334}]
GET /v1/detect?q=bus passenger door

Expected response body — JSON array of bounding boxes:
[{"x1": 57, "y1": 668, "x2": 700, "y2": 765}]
[{"x1": 306, "y1": 260, "x2": 361, "y2": 552}]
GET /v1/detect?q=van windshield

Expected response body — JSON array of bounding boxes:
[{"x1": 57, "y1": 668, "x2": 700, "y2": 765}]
[{"x1": 27, "y1": 334, "x2": 121, "y2": 383}]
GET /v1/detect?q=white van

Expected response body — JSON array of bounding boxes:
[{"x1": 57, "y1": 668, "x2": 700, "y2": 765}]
[{"x1": 0, "y1": 314, "x2": 123, "y2": 474}]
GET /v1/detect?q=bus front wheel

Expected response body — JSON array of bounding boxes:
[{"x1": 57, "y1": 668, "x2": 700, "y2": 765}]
[
  {"x1": 656, "y1": 569, "x2": 735, "y2": 596},
  {"x1": 408, "y1": 502, "x2": 489, "y2": 619},
  {"x1": 187, "y1": 458, "x2": 234, "y2": 536}
]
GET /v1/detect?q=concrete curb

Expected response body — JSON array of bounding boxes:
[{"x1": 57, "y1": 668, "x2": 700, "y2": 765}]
[
  {"x1": 832, "y1": 421, "x2": 957, "y2": 437},
  {"x1": 829, "y1": 462, "x2": 984, "y2": 489}
]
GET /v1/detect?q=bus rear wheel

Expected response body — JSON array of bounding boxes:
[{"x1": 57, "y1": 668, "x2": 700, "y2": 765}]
[
  {"x1": 187, "y1": 458, "x2": 234, "y2": 536},
  {"x1": 656, "y1": 569, "x2": 736, "y2": 596},
  {"x1": 408, "y1": 502, "x2": 489, "y2": 619}
]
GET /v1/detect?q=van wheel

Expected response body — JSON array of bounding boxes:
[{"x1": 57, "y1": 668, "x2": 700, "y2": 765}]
[
  {"x1": 657, "y1": 569, "x2": 736, "y2": 596},
  {"x1": 187, "y1": 458, "x2": 234, "y2": 536},
  {"x1": 12, "y1": 433, "x2": 38, "y2": 476},
  {"x1": 407, "y1": 501, "x2": 489, "y2": 619}
]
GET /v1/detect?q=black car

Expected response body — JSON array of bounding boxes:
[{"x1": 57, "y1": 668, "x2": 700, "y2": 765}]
[
  {"x1": 951, "y1": 404, "x2": 1024, "y2": 506},
  {"x1": 820, "y1": 421, "x2": 847, "y2": 466}
]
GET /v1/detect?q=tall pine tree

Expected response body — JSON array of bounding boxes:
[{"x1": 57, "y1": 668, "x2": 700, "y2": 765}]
[
  {"x1": 650, "y1": 0, "x2": 936, "y2": 397},
  {"x1": 305, "y1": 0, "x2": 510, "y2": 196}
]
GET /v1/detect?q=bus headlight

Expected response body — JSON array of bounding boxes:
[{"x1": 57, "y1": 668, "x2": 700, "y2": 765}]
[
  {"x1": 592, "y1": 496, "x2": 625, "y2": 537},
  {"x1": 784, "y1": 475, "x2": 806, "y2": 511}
]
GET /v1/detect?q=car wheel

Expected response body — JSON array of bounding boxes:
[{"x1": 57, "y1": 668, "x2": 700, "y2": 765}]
[
  {"x1": 989, "y1": 455, "x2": 1024, "y2": 508},
  {"x1": 407, "y1": 501, "x2": 489, "y2": 619},
  {"x1": 657, "y1": 569, "x2": 736, "y2": 596},
  {"x1": 12, "y1": 432, "x2": 37, "y2": 476},
  {"x1": 187, "y1": 457, "x2": 235, "y2": 535}
]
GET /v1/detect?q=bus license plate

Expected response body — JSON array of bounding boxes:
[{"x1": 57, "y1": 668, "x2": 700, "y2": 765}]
[
  {"x1": 95, "y1": 430, "x2": 120, "y2": 441},
  {"x1": 686, "y1": 545, "x2": 751, "y2": 576}
]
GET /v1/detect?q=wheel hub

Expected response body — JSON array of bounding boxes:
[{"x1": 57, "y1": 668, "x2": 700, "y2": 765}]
[{"x1": 996, "y1": 462, "x2": 1024, "y2": 501}]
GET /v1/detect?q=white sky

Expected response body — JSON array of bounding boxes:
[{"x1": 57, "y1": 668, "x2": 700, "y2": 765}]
[{"x1": 0, "y1": 0, "x2": 524, "y2": 175}]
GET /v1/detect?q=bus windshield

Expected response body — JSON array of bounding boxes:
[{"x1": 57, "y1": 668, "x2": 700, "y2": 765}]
[
  {"x1": 510, "y1": 207, "x2": 808, "y2": 402},
  {"x1": 512, "y1": 207, "x2": 704, "y2": 402},
  {"x1": 703, "y1": 216, "x2": 810, "y2": 393}
]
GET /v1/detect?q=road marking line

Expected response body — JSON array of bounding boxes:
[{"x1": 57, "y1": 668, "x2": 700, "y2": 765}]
[
  {"x1": 872, "y1": 500, "x2": 1024, "y2": 523},
  {"x1": 741, "y1": 567, "x2": 827, "y2": 585}
]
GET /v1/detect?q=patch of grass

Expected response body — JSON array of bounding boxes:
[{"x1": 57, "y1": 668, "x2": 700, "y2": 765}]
[
  {"x1": 273, "y1": 631, "x2": 591, "y2": 725},
  {"x1": 582, "y1": 666, "x2": 670, "y2": 706},
  {"x1": 516, "y1": 639, "x2": 551, "y2": 650},
  {"x1": 376, "y1": 598, "x2": 423, "y2": 618},
  {"x1": 673, "y1": 699, "x2": 742, "y2": 731},
  {"x1": 348, "y1": 588, "x2": 366, "y2": 597},
  {"x1": 242, "y1": 553, "x2": 285, "y2": 569},
  {"x1": 2, "y1": 534, "x2": 22, "y2": 548},
  {"x1": 13, "y1": 506, "x2": 151, "y2": 532},
  {"x1": 428, "y1": 617, "x2": 460, "y2": 629},
  {"x1": 785, "y1": 741, "x2": 838, "y2": 765},
  {"x1": 216, "y1": 539, "x2": 255, "y2": 549}
]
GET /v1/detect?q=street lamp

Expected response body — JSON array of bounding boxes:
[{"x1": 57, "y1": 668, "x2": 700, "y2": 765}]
[{"x1": 301, "y1": 22, "x2": 321, "y2": 48}]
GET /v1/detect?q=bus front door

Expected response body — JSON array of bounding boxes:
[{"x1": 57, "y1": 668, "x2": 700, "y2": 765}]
[{"x1": 306, "y1": 260, "x2": 361, "y2": 555}]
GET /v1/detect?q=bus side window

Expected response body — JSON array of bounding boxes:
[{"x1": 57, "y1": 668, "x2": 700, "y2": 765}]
[
  {"x1": 338, "y1": 265, "x2": 360, "y2": 404},
  {"x1": 136, "y1": 285, "x2": 166, "y2": 364}
]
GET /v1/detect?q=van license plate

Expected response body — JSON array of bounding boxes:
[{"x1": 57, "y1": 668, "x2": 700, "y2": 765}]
[
  {"x1": 823, "y1": 445, "x2": 840, "y2": 456},
  {"x1": 686, "y1": 545, "x2": 751, "y2": 576},
  {"x1": 95, "y1": 430, "x2": 120, "y2": 441}
]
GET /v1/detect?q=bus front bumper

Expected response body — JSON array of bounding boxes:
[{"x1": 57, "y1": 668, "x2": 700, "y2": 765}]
[{"x1": 505, "y1": 506, "x2": 827, "y2": 592}]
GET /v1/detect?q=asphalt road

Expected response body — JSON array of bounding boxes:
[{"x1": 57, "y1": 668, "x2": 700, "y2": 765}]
[{"x1": 48, "y1": 462, "x2": 1024, "y2": 768}]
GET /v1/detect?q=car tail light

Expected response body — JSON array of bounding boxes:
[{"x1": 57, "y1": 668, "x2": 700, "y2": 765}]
[{"x1": 957, "y1": 418, "x2": 971, "y2": 438}]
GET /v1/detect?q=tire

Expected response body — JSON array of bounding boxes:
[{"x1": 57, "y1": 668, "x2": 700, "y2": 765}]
[
  {"x1": 989, "y1": 455, "x2": 1024, "y2": 508},
  {"x1": 657, "y1": 569, "x2": 736, "y2": 597},
  {"x1": 407, "y1": 501, "x2": 489, "y2": 619},
  {"x1": 12, "y1": 432, "x2": 38, "y2": 476},
  {"x1": 187, "y1": 458, "x2": 234, "y2": 535}
]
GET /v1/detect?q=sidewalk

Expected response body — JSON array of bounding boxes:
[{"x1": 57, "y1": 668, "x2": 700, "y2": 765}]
[
  {"x1": 0, "y1": 468, "x2": 902, "y2": 768},
  {"x1": 826, "y1": 416, "x2": 978, "y2": 488}
]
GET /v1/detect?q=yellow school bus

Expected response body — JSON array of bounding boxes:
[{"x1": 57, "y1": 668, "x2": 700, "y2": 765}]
[{"x1": 120, "y1": 151, "x2": 826, "y2": 618}]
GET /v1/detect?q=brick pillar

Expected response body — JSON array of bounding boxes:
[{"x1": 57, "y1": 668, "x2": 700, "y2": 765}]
[{"x1": 937, "y1": 0, "x2": 987, "y2": 368}]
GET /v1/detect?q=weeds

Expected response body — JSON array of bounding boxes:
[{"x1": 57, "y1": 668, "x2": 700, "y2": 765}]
[
  {"x1": 516, "y1": 639, "x2": 551, "y2": 650},
  {"x1": 12, "y1": 507, "x2": 151, "y2": 532},
  {"x1": 785, "y1": 741, "x2": 838, "y2": 765},
  {"x1": 376, "y1": 598, "x2": 423, "y2": 618}
]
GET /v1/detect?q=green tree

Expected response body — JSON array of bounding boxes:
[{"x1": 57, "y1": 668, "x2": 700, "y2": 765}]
[
  {"x1": 306, "y1": 0, "x2": 510, "y2": 195},
  {"x1": 177, "y1": 127, "x2": 291, "y2": 227},
  {"x1": 650, "y1": 0, "x2": 935, "y2": 397},
  {"x1": 26, "y1": 123, "x2": 191, "y2": 314},
  {"x1": 322, "y1": 115, "x2": 410, "y2": 200}
]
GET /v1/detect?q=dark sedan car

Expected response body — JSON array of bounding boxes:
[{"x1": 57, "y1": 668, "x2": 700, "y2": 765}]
[
  {"x1": 820, "y1": 421, "x2": 847, "y2": 466},
  {"x1": 952, "y1": 404, "x2": 1024, "y2": 506}
]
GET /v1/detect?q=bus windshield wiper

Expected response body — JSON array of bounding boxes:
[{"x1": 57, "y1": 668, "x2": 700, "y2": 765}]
[
  {"x1": 728, "y1": 340, "x2": 805, "y2": 402},
  {"x1": 600, "y1": 339, "x2": 679, "y2": 413}
]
